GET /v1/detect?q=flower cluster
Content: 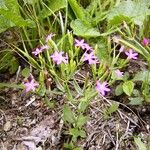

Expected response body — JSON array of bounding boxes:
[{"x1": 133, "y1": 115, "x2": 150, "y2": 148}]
[
  {"x1": 29, "y1": 36, "x2": 142, "y2": 96},
  {"x1": 75, "y1": 39, "x2": 99, "y2": 64}
]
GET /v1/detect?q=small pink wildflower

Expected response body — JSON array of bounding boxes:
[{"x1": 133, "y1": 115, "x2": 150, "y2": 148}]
[
  {"x1": 82, "y1": 51, "x2": 99, "y2": 64},
  {"x1": 75, "y1": 39, "x2": 87, "y2": 49},
  {"x1": 84, "y1": 43, "x2": 93, "y2": 51},
  {"x1": 41, "y1": 45, "x2": 49, "y2": 50},
  {"x1": 24, "y1": 79, "x2": 39, "y2": 92},
  {"x1": 95, "y1": 81, "x2": 110, "y2": 96},
  {"x1": 142, "y1": 38, "x2": 150, "y2": 46},
  {"x1": 115, "y1": 69, "x2": 124, "y2": 77},
  {"x1": 125, "y1": 49, "x2": 138, "y2": 60},
  {"x1": 75, "y1": 39, "x2": 93, "y2": 51},
  {"x1": 119, "y1": 45, "x2": 125, "y2": 52},
  {"x1": 32, "y1": 47, "x2": 43, "y2": 56},
  {"x1": 50, "y1": 51, "x2": 68, "y2": 65},
  {"x1": 46, "y1": 33, "x2": 55, "y2": 42}
]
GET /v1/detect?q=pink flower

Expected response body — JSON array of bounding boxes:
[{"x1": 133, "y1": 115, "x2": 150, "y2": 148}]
[
  {"x1": 24, "y1": 79, "x2": 39, "y2": 92},
  {"x1": 75, "y1": 39, "x2": 86, "y2": 49},
  {"x1": 142, "y1": 38, "x2": 150, "y2": 46},
  {"x1": 95, "y1": 81, "x2": 110, "y2": 96},
  {"x1": 115, "y1": 69, "x2": 124, "y2": 77},
  {"x1": 46, "y1": 33, "x2": 55, "y2": 42},
  {"x1": 84, "y1": 43, "x2": 93, "y2": 51},
  {"x1": 75, "y1": 39, "x2": 93, "y2": 51},
  {"x1": 125, "y1": 49, "x2": 138, "y2": 60},
  {"x1": 32, "y1": 47, "x2": 43, "y2": 56},
  {"x1": 82, "y1": 51, "x2": 99, "y2": 64},
  {"x1": 41, "y1": 45, "x2": 49, "y2": 50},
  {"x1": 50, "y1": 51, "x2": 68, "y2": 65},
  {"x1": 119, "y1": 45, "x2": 125, "y2": 52}
]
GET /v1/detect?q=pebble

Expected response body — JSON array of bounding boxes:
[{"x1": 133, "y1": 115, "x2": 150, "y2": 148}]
[{"x1": 3, "y1": 121, "x2": 12, "y2": 132}]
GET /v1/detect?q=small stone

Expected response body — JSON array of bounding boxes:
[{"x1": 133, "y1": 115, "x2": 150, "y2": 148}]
[{"x1": 3, "y1": 121, "x2": 12, "y2": 131}]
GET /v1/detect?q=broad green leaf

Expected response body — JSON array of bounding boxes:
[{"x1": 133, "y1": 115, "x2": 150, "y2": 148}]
[
  {"x1": 69, "y1": 128, "x2": 86, "y2": 140},
  {"x1": 64, "y1": 142, "x2": 74, "y2": 149},
  {"x1": 76, "y1": 115, "x2": 88, "y2": 128},
  {"x1": 108, "y1": 15, "x2": 131, "y2": 26},
  {"x1": 0, "y1": 0, "x2": 30, "y2": 27},
  {"x1": 0, "y1": 15, "x2": 15, "y2": 33},
  {"x1": 107, "y1": 0, "x2": 150, "y2": 26},
  {"x1": 0, "y1": 10, "x2": 28, "y2": 27},
  {"x1": 78, "y1": 98, "x2": 89, "y2": 112},
  {"x1": 107, "y1": 102, "x2": 119, "y2": 115},
  {"x1": 133, "y1": 70, "x2": 150, "y2": 82},
  {"x1": 39, "y1": 0, "x2": 67, "y2": 19},
  {"x1": 128, "y1": 97, "x2": 144, "y2": 105},
  {"x1": 123, "y1": 81, "x2": 134, "y2": 96},
  {"x1": 70, "y1": 19, "x2": 100, "y2": 38},
  {"x1": 21, "y1": 67, "x2": 30, "y2": 78},
  {"x1": 115, "y1": 84, "x2": 123, "y2": 96},
  {"x1": 63, "y1": 105, "x2": 75, "y2": 124},
  {"x1": 134, "y1": 137, "x2": 147, "y2": 150}
]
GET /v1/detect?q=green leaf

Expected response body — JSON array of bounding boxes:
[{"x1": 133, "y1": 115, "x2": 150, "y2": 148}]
[
  {"x1": 107, "y1": 0, "x2": 150, "y2": 26},
  {"x1": 0, "y1": 0, "x2": 29, "y2": 27},
  {"x1": 70, "y1": 19, "x2": 100, "y2": 38},
  {"x1": 69, "y1": 128, "x2": 86, "y2": 141},
  {"x1": 115, "y1": 84, "x2": 123, "y2": 96},
  {"x1": 78, "y1": 98, "x2": 89, "y2": 113},
  {"x1": 76, "y1": 115, "x2": 88, "y2": 128},
  {"x1": 21, "y1": 67, "x2": 30, "y2": 78},
  {"x1": 73, "y1": 78, "x2": 83, "y2": 96},
  {"x1": 123, "y1": 81, "x2": 134, "y2": 96},
  {"x1": 68, "y1": 0, "x2": 85, "y2": 20},
  {"x1": 64, "y1": 142, "x2": 74, "y2": 149},
  {"x1": 133, "y1": 70, "x2": 150, "y2": 82},
  {"x1": 9, "y1": 56, "x2": 19, "y2": 74},
  {"x1": 0, "y1": 83, "x2": 24, "y2": 89},
  {"x1": 128, "y1": 97, "x2": 144, "y2": 105},
  {"x1": 0, "y1": 15, "x2": 14, "y2": 33},
  {"x1": 134, "y1": 137, "x2": 147, "y2": 150},
  {"x1": 63, "y1": 105, "x2": 75, "y2": 124},
  {"x1": 107, "y1": 102, "x2": 119, "y2": 115},
  {"x1": 39, "y1": 0, "x2": 67, "y2": 19},
  {"x1": 44, "y1": 96, "x2": 55, "y2": 108}
]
